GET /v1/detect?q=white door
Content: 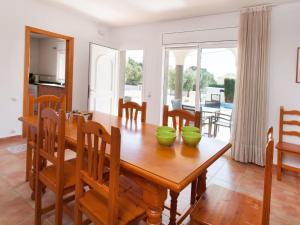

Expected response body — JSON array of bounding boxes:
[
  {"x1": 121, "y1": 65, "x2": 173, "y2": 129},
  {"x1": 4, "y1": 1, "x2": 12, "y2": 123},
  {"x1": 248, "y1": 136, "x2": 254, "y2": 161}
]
[{"x1": 88, "y1": 44, "x2": 119, "y2": 114}]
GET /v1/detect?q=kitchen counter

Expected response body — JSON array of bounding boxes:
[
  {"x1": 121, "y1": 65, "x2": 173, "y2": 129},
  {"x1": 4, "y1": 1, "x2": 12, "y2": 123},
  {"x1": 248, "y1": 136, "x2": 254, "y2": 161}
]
[
  {"x1": 30, "y1": 82, "x2": 65, "y2": 88},
  {"x1": 37, "y1": 82, "x2": 65, "y2": 88}
]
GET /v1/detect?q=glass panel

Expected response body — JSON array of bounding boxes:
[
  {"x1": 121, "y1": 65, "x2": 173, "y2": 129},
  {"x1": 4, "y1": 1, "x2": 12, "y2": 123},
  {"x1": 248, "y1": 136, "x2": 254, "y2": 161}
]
[
  {"x1": 200, "y1": 48, "x2": 237, "y2": 140},
  {"x1": 165, "y1": 48, "x2": 198, "y2": 110},
  {"x1": 124, "y1": 50, "x2": 144, "y2": 104}
]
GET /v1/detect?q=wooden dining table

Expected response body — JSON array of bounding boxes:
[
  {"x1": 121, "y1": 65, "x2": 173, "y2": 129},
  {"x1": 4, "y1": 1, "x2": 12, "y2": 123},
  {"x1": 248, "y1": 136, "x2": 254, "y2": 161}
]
[{"x1": 19, "y1": 111, "x2": 231, "y2": 225}]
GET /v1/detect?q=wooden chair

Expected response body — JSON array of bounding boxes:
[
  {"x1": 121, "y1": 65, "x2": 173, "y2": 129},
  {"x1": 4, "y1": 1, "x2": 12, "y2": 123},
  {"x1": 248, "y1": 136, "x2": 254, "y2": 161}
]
[
  {"x1": 190, "y1": 127, "x2": 274, "y2": 225},
  {"x1": 35, "y1": 108, "x2": 76, "y2": 225},
  {"x1": 26, "y1": 95, "x2": 66, "y2": 183},
  {"x1": 162, "y1": 105, "x2": 201, "y2": 130},
  {"x1": 74, "y1": 117, "x2": 146, "y2": 225},
  {"x1": 118, "y1": 98, "x2": 147, "y2": 122},
  {"x1": 276, "y1": 106, "x2": 300, "y2": 180},
  {"x1": 162, "y1": 105, "x2": 201, "y2": 224}
]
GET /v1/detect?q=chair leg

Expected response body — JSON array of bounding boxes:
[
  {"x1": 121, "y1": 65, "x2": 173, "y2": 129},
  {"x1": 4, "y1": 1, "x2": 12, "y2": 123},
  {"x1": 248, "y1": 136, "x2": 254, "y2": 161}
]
[
  {"x1": 55, "y1": 192, "x2": 63, "y2": 225},
  {"x1": 25, "y1": 143, "x2": 32, "y2": 182},
  {"x1": 277, "y1": 150, "x2": 283, "y2": 181},
  {"x1": 31, "y1": 150, "x2": 37, "y2": 200},
  {"x1": 169, "y1": 191, "x2": 179, "y2": 225},
  {"x1": 34, "y1": 180, "x2": 42, "y2": 225},
  {"x1": 74, "y1": 204, "x2": 83, "y2": 225},
  {"x1": 214, "y1": 125, "x2": 217, "y2": 138}
]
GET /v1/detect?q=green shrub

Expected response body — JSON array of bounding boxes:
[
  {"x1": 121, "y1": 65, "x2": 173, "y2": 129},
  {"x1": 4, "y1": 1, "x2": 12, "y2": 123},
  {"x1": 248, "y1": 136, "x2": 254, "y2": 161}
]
[
  {"x1": 224, "y1": 78, "x2": 235, "y2": 103},
  {"x1": 208, "y1": 84, "x2": 224, "y2": 88}
]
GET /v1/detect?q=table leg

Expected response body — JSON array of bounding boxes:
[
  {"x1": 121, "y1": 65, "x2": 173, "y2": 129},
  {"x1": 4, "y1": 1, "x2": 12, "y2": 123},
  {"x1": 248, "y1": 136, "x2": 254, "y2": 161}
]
[
  {"x1": 142, "y1": 184, "x2": 167, "y2": 225},
  {"x1": 196, "y1": 169, "x2": 207, "y2": 200},
  {"x1": 169, "y1": 191, "x2": 179, "y2": 225}
]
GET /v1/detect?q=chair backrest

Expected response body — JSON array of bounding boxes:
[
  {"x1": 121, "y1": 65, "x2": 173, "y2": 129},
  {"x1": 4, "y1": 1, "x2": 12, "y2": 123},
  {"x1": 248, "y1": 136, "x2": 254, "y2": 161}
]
[
  {"x1": 29, "y1": 95, "x2": 66, "y2": 116},
  {"x1": 163, "y1": 105, "x2": 201, "y2": 131},
  {"x1": 76, "y1": 117, "x2": 121, "y2": 224},
  {"x1": 118, "y1": 98, "x2": 147, "y2": 122},
  {"x1": 261, "y1": 127, "x2": 274, "y2": 225},
  {"x1": 37, "y1": 107, "x2": 65, "y2": 182},
  {"x1": 278, "y1": 106, "x2": 300, "y2": 143},
  {"x1": 214, "y1": 112, "x2": 232, "y2": 126}
]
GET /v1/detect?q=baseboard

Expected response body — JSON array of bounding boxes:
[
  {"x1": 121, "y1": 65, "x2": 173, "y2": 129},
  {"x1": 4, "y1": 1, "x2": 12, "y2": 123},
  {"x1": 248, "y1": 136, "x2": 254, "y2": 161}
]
[{"x1": 0, "y1": 135, "x2": 23, "y2": 143}]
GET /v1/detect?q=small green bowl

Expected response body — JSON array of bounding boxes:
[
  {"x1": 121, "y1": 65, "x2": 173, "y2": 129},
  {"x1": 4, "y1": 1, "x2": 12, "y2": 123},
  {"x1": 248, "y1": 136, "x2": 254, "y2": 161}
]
[
  {"x1": 182, "y1": 132, "x2": 201, "y2": 147},
  {"x1": 182, "y1": 126, "x2": 200, "y2": 133},
  {"x1": 156, "y1": 126, "x2": 175, "y2": 133},
  {"x1": 156, "y1": 132, "x2": 176, "y2": 146}
]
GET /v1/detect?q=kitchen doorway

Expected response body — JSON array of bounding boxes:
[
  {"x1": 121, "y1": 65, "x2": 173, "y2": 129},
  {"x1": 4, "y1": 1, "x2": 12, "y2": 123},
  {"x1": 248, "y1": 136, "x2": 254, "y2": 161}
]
[{"x1": 23, "y1": 26, "x2": 74, "y2": 134}]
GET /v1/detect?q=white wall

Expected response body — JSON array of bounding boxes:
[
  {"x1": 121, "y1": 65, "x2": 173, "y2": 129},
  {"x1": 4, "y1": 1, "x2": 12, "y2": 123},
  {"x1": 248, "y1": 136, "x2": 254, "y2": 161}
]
[
  {"x1": 268, "y1": 2, "x2": 300, "y2": 167},
  {"x1": 29, "y1": 38, "x2": 40, "y2": 74},
  {"x1": 0, "y1": 0, "x2": 110, "y2": 138},
  {"x1": 110, "y1": 12, "x2": 239, "y2": 125},
  {"x1": 38, "y1": 38, "x2": 65, "y2": 77},
  {"x1": 110, "y1": 1, "x2": 300, "y2": 167}
]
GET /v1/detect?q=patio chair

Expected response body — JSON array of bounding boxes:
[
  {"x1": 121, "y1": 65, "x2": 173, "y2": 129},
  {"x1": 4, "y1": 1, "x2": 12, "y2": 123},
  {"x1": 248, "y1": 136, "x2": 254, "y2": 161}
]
[
  {"x1": 212, "y1": 112, "x2": 232, "y2": 138},
  {"x1": 204, "y1": 94, "x2": 221, "y2": 108}
]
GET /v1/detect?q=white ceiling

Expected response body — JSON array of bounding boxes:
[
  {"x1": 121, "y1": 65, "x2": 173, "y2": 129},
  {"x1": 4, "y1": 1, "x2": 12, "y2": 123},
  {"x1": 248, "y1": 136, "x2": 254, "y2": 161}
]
[{"x1": 43, "y1": 0, "x2": 296, "y2": 27}]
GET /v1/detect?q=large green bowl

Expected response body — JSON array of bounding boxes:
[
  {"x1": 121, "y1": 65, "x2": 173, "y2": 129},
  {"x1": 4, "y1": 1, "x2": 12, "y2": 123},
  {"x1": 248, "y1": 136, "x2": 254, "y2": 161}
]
[
  {"x1": 156, "y1": 132, "x2": 176, "y2": 146},
  {"x1": 156, "y1": 126, "x2": 175, "y2": 133},
  {"x1": 182, "y1": 132, "x2": 201, "y2": 147},
  {"x1": 182, "y1": 126, "x2": 200, "y2": 133}
]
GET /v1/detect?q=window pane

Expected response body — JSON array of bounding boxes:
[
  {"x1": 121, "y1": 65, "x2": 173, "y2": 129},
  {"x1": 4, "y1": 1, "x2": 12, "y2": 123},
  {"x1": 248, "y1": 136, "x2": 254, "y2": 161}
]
[
  {"x1": 56, "y1": 51, "x2": 65, "y2": 83},
  {"x1": 165, "y1": 48, "x2": 198, "y2": 110},
  {"x1": 124, "y1": 50, "x2": 143, "y2": 104},
  {"x1": 200, "y1": 48, "x2": 237, "y2": 141}
]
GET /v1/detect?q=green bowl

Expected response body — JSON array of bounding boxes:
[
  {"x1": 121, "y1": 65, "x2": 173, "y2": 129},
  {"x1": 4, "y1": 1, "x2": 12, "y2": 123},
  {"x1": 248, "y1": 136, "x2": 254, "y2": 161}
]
[
  {"x1": 182, "y1": 126, "x2": 200, "y2": 133},
  {"x1": 182, "y1": 132, "x2": 201, "y2": 147},
  {"x1": 156, "y1": 126, "x2": 175, "y2": 133},
  {"x1": 156, "y1": 132, "x2": 176, "y2": 146}
]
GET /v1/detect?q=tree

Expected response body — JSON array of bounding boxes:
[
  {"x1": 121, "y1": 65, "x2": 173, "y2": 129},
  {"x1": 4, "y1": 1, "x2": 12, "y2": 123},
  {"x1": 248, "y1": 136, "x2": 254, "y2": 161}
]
[
  {"x1": 168, "y1": 67, "x2": 176, "y2": 92},
  {"x1": 224, "y1": 78, "x2": 235, "y2": 103},
  {"x1": 200, "y1": 68, "x2": 216, "y2": 89},
  {"x1": 183, "y1": 67, "x2": 196, "y2": 97},
  {"x1": 125, "y1": 58, "x2": 143, "y2": 85},
  {"x1": 186, "y1": 66, "x2": 217, "y2": 90}
]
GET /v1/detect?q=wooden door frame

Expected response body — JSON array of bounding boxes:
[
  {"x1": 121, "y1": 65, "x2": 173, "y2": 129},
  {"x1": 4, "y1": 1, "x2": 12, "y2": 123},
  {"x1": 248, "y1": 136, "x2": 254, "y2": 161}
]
[{"x1": 23, "y1": 26, "x2": 74, "y2": 130}]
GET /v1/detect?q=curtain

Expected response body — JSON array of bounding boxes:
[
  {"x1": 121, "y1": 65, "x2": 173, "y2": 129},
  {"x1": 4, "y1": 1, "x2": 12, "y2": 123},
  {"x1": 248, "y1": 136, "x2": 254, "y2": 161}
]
[{"x1": 230, "y1": 6, "x2": 271, "y2": 166}]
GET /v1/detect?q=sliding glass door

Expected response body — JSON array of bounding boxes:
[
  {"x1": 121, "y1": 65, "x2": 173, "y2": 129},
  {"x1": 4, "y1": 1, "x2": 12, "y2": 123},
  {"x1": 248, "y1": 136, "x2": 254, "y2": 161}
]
[{"x1": 163, "y1": 44, "x2": 237, "y2": 140}]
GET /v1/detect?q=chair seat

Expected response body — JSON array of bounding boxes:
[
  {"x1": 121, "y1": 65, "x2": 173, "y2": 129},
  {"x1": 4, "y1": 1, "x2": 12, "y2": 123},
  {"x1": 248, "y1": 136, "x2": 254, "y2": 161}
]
[
  {"x1": 276, "y1": 141, "x2": 300, "y2": 154},
  {"x1": 190, "y1": 185, "x2": 262, "y2": 225},
  {"x1": 39, "y1": 159, "x2": 76, "y2": 192},
  {"x1": 78, "y1": 180, "x2": 146, "y2": 225}
]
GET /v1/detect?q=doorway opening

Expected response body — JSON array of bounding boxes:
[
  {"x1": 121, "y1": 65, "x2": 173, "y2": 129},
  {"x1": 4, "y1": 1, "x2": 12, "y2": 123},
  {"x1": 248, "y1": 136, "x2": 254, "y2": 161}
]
[{"x1": 23, "y1": 26, "x2": 74, "y2": 134}]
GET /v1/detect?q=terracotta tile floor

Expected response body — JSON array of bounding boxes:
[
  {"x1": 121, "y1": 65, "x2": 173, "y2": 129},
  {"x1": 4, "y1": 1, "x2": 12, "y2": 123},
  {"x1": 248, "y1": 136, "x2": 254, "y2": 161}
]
[{"x1": 0, "y1": 137, "x2": 299, "y2": 225}]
